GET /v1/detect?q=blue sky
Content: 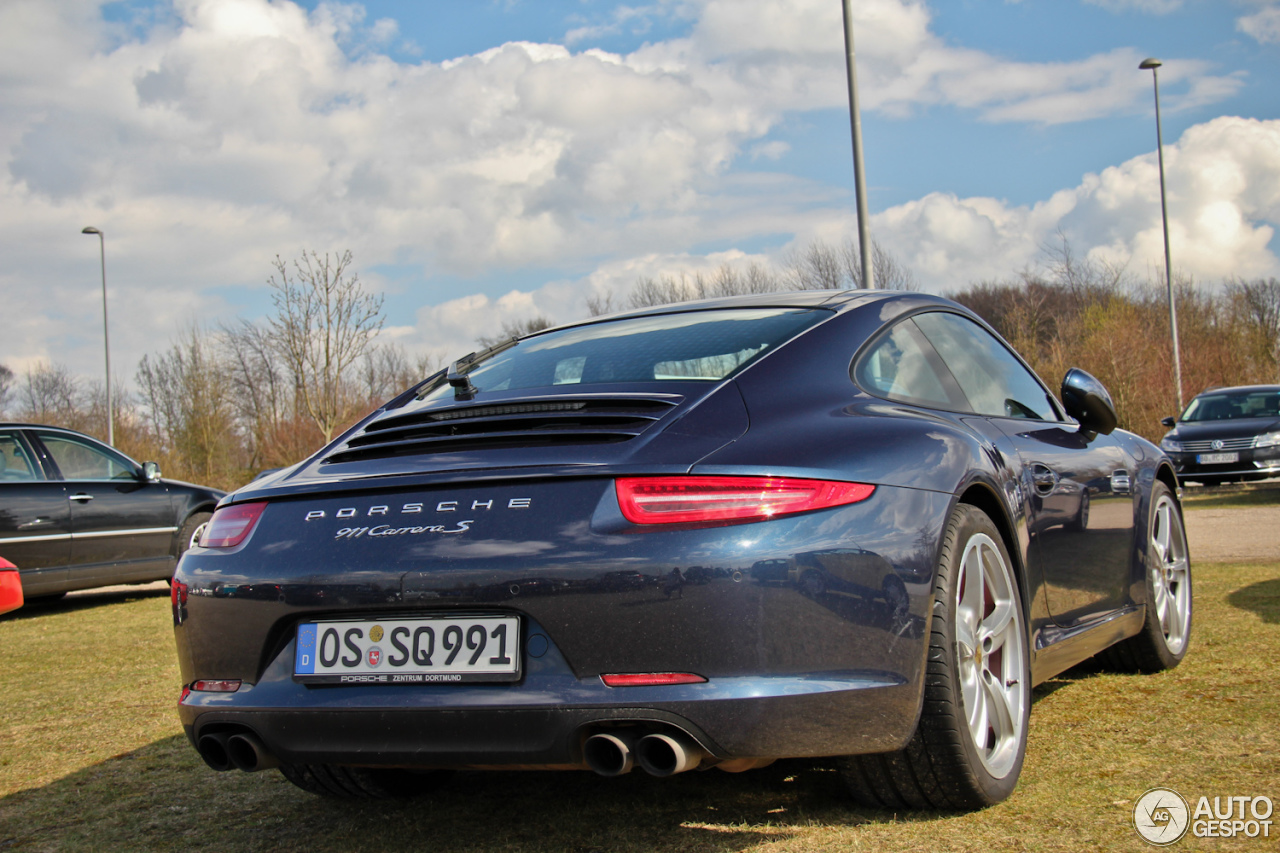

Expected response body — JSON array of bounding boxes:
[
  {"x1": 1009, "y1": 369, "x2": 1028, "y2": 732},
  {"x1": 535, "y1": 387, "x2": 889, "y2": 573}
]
[{"x1": 1, "y1": 0, "x2": 1278, "y2": 390}]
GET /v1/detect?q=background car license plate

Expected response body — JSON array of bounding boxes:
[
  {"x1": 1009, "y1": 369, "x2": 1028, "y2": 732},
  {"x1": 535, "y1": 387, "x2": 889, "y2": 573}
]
[
  {"x1": 294, "y1": 615, "x2": 521, "y2": 684},
  {"x1": 1197, "y1": 452, "x2": 1238, "y2": 464}
]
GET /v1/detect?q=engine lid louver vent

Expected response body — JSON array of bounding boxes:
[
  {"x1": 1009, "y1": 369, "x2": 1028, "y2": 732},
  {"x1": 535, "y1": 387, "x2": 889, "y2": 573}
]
[{"x1": 322, "y1": 395, "x2": 681, "y2": 465}]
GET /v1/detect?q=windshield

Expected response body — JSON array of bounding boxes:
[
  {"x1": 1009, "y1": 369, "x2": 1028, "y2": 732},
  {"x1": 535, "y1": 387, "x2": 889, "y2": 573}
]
[
  {"x1": 1181, "y1": 390, "x2": 1280, "y2": 422},
  {"x1": 420, "y1": 308, "x2": 828, "y2": 402}
]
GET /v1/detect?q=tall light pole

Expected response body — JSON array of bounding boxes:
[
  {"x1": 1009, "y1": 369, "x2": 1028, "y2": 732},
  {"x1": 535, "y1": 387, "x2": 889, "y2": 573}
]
[
  {"x1": 1139, "y1": 57, "x2": 1184, "y2": 413},
  {"x1": 841, "y1": 0, "x2": 875, "y2": 289},
  {"x1": 81, "y1": 226, "x2": 113, "y2": 446}
]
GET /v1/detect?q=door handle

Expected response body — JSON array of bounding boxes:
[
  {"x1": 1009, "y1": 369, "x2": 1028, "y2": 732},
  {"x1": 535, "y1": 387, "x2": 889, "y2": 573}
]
[{"x1": 69, "y1": 493, "x2": 95, "y2": 503}]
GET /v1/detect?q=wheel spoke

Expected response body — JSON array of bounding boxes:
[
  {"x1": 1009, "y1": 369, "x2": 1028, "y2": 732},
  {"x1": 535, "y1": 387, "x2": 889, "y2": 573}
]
[
  {"x1": 983, "y1": 674, "x2": 1016, "y2": 748},
  {"x1": 954, "y1": 530, "x2": 1025, "y2": 780}
]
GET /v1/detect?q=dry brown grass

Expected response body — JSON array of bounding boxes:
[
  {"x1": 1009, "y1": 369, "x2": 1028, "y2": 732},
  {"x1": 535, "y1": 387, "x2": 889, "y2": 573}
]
[{"x1": 1, "y1": 555, "x2": 1276, "y2": 852}]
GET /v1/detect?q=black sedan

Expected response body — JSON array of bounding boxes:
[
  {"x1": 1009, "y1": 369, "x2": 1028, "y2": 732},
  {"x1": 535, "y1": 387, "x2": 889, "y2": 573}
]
[
  {"x1": 0, "y1": 424, "x2": 223, "y2": 598},
  {"x1": 1160, "y1": 385, "x2": 1280, "y2": 485},
  {"x1": 173, "y1": 291, "x2": 1191, "y2": 810}
]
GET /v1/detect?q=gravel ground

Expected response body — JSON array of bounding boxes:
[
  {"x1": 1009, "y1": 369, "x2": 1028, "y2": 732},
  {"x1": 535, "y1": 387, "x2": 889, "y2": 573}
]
[{"x1": 1183, "y1": 504, "x2": 1280, "y2": 563}]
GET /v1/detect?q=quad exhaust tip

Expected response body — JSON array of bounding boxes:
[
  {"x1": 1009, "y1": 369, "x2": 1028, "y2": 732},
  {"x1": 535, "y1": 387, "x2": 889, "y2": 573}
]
[
  {"x1": 196, "y1": 730, "x2": 279, "y2": 773},
  {"x1": 583, "y1": 732, "x2": 636, "y2": 776},
  {"x1": 584, "y1": 729, "x2": 707, "y2": 777},
  {"x1": 635, "y1": 733, "x2": 702, "y2": 777}
]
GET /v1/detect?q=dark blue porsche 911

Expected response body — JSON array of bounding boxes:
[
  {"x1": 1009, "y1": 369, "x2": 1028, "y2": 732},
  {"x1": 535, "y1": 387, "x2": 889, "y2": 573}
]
[{"x1": 173, "y1": 290, "x2": 1192, "y2": 810}]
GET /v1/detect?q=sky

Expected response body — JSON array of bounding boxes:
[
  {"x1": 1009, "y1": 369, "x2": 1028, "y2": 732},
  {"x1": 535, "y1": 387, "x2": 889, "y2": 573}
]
[{"x1": 1, "y1": 0, "x2": 1278, "y2": 390}]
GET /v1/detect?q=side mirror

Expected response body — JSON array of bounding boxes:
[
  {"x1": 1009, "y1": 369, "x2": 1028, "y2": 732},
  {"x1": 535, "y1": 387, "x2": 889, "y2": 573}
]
[
  {"x1": 1160, "y1": 416, "x2": 1176, "y2": 428},
  {"x1": 1061, "y1": 368, "x2": 1118, "y2": 435},
  {"x1": 142, "y1": 461, "x2": 162, "y2": 482}
]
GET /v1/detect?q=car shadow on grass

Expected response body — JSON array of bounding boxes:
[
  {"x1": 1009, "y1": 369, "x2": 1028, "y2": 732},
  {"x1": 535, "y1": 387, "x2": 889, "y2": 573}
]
[
  {"x1": 1226, "y1": 577, "x2": 1280, "y2": 623},
  {"x1": 1, "y1": 585, "x2": 170, "y2": 623},
  {"x1": 0, "y1": 736, "x2": 967, "y2": 852}
]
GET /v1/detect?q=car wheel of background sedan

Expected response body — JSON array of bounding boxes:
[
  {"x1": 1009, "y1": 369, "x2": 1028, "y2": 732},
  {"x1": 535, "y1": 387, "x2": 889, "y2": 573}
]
[
  {"x1": 1101, "y1": 481, "x2": 1191, "y2": 673},
  {"x1": 278, "y1": 763, "x2": 454, "y2": 798},
  {"x1": 840, "y1": 503, "x2": 1030, "y2": 810},
  {"x1": 178, "y1": 512, "x2": 212, "y2": 557}
]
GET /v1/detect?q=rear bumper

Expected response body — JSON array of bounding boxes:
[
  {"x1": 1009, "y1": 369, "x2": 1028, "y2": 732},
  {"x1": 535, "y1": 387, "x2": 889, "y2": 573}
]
[{"x1": 180, "y1": 674, "x2": 918, "y2": 765}]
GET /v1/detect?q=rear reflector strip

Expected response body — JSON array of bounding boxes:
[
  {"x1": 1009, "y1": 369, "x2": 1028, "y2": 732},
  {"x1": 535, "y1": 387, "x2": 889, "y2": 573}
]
[
  {"x1": 600, "y1": 673, "x2": 708, "y2": 687},
  {"x1": 191, "y1": 680, "x2": 242, "y2": 693},
  {"x1": 615, "y1": 476, "x2": 874, "y2": 525}
]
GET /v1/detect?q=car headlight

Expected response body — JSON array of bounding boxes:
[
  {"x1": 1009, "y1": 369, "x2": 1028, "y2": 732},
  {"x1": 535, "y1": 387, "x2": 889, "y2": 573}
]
[
  {"x1": 1160, "y1": 437, "x2": 1183, "y2": 452},
  {"x1": 1254, "y1": 431, "x2": 1280, "y2": 449}
]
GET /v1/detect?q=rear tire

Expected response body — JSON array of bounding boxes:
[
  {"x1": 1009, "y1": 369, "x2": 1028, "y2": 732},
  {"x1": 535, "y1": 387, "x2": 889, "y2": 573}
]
[
  {"x1": 840, "y1": 504, "x2": 1030, "y2": 810},
  {"x1": 278, "y1": 763, "x2": 453, "y2": 799},
  {"x1": 1101, "y1": 482, "x2": 1191, "y2": 672}
]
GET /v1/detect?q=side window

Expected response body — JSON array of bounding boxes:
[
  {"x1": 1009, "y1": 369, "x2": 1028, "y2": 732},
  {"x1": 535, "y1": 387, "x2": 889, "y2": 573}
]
[
  {"x1": 855, "y1": 320, "x2": 968, "y2": 410},
  {"x1": 0, "y1": 434, "x2": 43, "y2": 481},
  {"x1": 38, "y1": 434, "x2": 136, "y2": 481},
  {"x1": 912, "y1": 312, "x2": 1059, "y2": 421}
]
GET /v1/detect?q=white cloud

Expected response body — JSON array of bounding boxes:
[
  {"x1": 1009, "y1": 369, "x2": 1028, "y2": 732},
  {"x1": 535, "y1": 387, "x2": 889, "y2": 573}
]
[
  {"x1": 1237, "y1": 6, "x2": 1280, "y2": 43},
  {"x1": 1083, "y1": 0, "x2": 1185, "y2": 13},
  {"x1": 0, "y1": 0, "x2": 1259, "y2": 384},
  {"x1": 406, "y1": 117, "x2": 1280, "y2": 360}
]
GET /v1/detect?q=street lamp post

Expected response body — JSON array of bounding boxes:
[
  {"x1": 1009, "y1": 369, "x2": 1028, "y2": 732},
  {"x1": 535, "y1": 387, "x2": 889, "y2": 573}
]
[
  {"x1": 1139, "y1": 57, "x2": 1184, "y2": 414},
  {"x1": 841, "y1": 0, "x2": 874, "y2": 290},
  {"x1": 80, "y1": 226, "x2": 113, "y2": 446}
]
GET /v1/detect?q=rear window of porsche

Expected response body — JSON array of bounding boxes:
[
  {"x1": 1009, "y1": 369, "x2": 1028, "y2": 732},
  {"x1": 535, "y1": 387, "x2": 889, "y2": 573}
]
[{"x1": 421, "y1": 308, "x2": 827, "y2": 399}]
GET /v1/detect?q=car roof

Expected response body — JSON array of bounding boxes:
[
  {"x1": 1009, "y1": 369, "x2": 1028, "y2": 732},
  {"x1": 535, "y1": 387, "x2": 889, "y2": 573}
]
[
  {"x1": 0, "y1": 423, "x2": 97, "y2": 436},
  {"x1": 1192, "y1": 385, "x2": 1280, "y2": 397},
  {"x1": 524, "y1": 288, "x2": 948, "y2": 340}
]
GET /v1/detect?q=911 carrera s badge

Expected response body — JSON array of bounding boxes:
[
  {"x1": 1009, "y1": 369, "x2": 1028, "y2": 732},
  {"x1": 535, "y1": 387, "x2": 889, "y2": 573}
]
[{"x1": 334, "y1": 520, "x2": 473, "y2": 540}]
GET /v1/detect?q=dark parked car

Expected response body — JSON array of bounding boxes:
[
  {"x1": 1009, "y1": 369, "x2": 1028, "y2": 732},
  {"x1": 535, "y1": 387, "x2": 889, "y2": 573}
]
[
  {"x1": 1159, "y1": 385, "x2": 1280, "y2": 485},
  {"x1": 174, "y1": 291, "x2": 1191, "y2": 810},
  {"x1": 0, "y1": 424, "x2": 223, "y2": 597}
]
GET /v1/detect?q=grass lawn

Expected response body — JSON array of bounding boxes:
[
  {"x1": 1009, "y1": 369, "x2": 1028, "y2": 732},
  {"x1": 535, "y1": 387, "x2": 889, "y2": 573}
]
[{"x1": 1, "y1": 556, "x2": 1276, "y2": 852}]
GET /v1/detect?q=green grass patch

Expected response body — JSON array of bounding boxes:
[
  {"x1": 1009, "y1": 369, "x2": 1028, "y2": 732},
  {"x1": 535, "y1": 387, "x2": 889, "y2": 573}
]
[
  {"x1": 1, "y1": 561, "x2": 1277, "y2": 852},
  {"x1": 1181, "y1": 483, "x2": 1280, "y2": 510}
]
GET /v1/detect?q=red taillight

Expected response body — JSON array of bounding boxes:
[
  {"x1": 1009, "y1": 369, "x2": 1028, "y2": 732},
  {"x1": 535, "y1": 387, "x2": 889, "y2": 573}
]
[
  {"x1": 200, "y1": 502, "x2": 267, "y2": 548},
  {"x1": 191, "y1": 679, "x2": 241, "y2": 693},
  {"x1": 615, "y1": 476, "x2": 874, "y2": 525},
  {"x1": 600, "y1": 673, "x2": 707, "y2": 687}
]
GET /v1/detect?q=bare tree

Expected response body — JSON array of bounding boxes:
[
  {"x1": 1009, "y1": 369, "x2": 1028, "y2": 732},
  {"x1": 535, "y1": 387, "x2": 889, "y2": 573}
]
[
  {"x1": 360, "y1": 344, "x2": 448, "y2": 401},
  {"x1": 18, "y1": 363, "x2": 83, "y2": 425},
  {"x1": 476, "y1": 315, "x2": 555, "y2": 348},
  {"x1": 1224, "y1": 276, "x2": 1280, "y2": 381},
  {"x1": 220, "y1": 317, "x2": 291, "y2": 468},
  {"x1": 267, "y1": 250, "x2": 385, "y2": 443},
  {"x1": 841, "y1": 240, "x2": 918, "y2": 291},
  {"x1": 0, "y1": 364, "x2": 12, "y2": 417},
  {"x1": 136, "y1": 325, "x2": 241, "y2": 485}
]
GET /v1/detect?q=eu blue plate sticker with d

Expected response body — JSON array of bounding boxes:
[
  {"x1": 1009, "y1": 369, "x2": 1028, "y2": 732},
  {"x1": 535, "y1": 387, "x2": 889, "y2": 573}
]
[{"x1": 295, "y1": 624, "x2": 317, "y2": 674}]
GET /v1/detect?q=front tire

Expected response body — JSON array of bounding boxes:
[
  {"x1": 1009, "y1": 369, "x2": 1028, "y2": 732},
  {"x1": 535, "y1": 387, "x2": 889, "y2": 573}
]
[
  {"x1": 1102, "y1": 481, "x2": 1191, "y2": 672},
  {"x1": 841, "y1": 504, "x2": 1030, "y2": 810}
]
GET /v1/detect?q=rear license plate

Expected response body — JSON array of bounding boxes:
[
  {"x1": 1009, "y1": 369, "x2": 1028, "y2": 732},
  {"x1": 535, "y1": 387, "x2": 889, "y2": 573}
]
[
  {"x1": 294, "y1": 615, "x2": 521, "y2": 684},
  {"x1": 1197, "y1": 452, "x2": 1238, "y2": 464}
]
